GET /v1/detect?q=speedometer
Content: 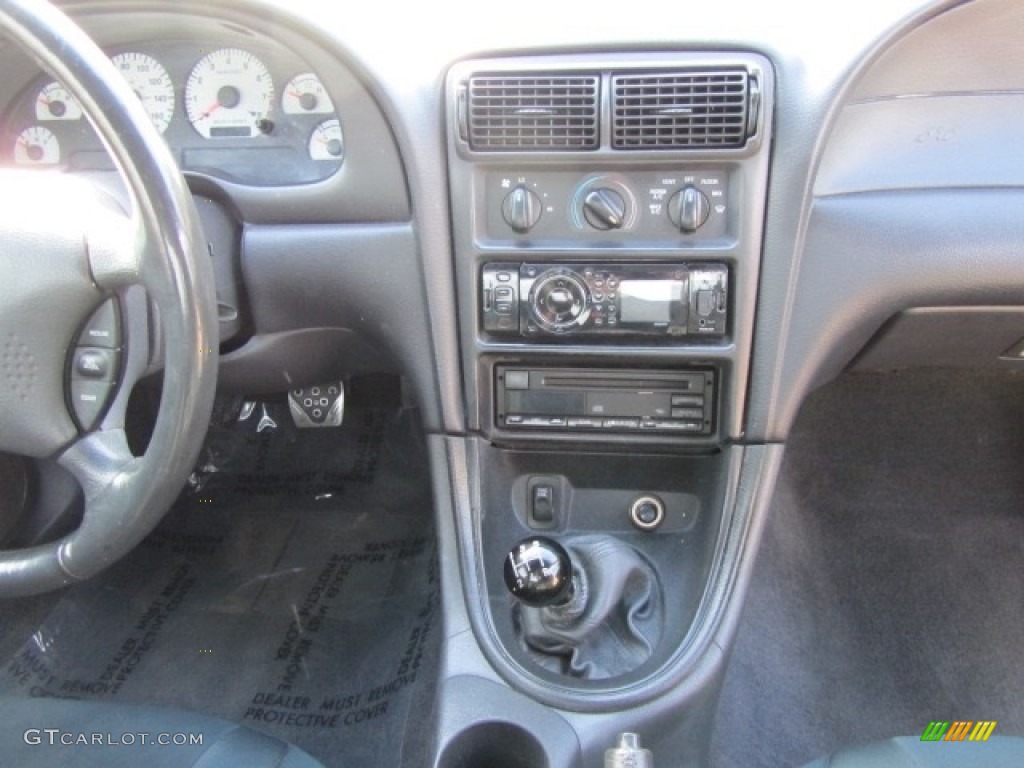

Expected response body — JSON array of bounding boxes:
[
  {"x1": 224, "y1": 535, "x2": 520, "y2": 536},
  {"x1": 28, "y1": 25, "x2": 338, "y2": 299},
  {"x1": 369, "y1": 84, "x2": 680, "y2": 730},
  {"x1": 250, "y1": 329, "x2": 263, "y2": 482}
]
[
  {"x1": 185, "y1": 48, "x2": 274, "y2": 139},
  {"x1": 112, "y1": 52, "x2": 175, "y2": 134}
]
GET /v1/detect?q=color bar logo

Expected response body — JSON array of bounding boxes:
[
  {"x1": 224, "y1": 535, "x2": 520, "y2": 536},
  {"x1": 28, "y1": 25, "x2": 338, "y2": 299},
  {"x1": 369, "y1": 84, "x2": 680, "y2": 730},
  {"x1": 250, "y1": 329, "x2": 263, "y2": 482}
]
[{"x1": 921, "y1": 721, "x2": 997, "y2": 742}]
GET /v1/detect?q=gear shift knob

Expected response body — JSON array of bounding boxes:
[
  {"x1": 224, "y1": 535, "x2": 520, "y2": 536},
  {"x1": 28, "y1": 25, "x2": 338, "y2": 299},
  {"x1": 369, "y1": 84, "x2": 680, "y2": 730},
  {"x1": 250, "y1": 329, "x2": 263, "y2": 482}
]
[{"x1": 503, "y1": 536, "x2": 573, "y2": 607}]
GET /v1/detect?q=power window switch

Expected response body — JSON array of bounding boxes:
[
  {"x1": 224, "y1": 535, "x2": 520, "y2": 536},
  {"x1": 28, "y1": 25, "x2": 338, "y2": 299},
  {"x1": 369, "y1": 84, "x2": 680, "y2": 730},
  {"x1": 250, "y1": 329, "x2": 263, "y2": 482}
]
[
  {"x1": 526, "y1": 476, "x2": 562, "y2": 529},
  {"x1": 532, "y1": 485, "x2": 554, "y2": 523}
]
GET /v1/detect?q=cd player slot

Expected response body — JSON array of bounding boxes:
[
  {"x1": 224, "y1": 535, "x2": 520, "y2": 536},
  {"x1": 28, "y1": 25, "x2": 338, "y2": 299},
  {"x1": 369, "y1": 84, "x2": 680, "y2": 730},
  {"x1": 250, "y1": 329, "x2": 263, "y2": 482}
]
[{"x1": 540, "y1": 374, "x2": 699, "y2": 390}]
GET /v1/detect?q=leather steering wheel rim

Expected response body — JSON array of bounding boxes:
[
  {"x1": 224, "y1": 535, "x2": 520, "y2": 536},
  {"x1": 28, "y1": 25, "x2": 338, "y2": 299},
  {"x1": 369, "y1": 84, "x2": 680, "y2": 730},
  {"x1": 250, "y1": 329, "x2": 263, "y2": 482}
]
[{"x1": 0, "y1": 0, "x2": 217, "y2": 595}]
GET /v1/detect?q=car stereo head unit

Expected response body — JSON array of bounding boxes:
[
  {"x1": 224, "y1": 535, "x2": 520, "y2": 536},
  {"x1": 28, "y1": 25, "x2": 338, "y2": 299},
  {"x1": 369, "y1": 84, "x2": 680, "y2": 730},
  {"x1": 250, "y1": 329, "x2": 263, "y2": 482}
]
[{"x1": 481, "y1": 262, "x2": 727, "y2": 340}]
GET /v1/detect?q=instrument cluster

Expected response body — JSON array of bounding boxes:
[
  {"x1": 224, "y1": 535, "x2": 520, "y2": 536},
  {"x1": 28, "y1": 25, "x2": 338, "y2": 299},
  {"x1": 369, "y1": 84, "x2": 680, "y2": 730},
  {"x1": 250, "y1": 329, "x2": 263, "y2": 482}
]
[{"x1": 4, "y1": 41, "x2": 344, "y2": 186}]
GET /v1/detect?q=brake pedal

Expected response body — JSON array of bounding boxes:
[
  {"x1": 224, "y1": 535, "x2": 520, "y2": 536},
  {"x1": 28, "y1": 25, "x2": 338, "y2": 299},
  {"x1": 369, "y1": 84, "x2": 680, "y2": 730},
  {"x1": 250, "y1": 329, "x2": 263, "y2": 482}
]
[{"x1": 288, "y1": 382, "x2": 344, "y2": 428}]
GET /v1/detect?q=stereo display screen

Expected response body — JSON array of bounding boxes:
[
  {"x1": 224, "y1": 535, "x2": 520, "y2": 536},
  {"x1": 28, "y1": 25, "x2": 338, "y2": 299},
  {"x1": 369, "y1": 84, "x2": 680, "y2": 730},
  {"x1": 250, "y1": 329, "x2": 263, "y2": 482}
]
[{"x1": 618, "y1": 280, "x2": 684, "y2": 324}]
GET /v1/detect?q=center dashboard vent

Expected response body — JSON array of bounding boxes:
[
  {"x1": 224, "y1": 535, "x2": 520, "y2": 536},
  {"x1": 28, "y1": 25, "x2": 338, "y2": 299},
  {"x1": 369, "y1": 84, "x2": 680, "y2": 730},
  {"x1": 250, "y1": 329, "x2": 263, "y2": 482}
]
[
  {"x1": 466, "y1": 74, "x2": 599, "y2": 151},
  {"x1": 611, "y1": 69, "x2": 755, "y2": 149}
]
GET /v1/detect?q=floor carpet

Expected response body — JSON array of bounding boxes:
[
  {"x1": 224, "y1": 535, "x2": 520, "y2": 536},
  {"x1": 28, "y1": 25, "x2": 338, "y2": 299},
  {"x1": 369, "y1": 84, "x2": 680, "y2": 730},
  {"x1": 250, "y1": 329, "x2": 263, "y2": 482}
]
[{"x1": 712, "y1": 369, "x2": 1024, "y2": 767}]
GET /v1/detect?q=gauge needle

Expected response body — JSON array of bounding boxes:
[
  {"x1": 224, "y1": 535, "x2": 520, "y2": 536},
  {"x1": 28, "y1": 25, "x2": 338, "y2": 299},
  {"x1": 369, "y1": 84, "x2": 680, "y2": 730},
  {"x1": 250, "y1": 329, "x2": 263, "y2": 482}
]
[{"x1": 199, "y1": 102, "x2": 222, "y2": 119}]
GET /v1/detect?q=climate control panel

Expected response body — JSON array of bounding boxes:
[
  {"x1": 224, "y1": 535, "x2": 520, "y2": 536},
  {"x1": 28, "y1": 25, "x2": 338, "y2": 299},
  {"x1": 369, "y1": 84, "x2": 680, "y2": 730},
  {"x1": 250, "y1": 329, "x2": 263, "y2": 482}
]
[{"x1": 487, "y1": 169, "x2": 729, "y2": 241}]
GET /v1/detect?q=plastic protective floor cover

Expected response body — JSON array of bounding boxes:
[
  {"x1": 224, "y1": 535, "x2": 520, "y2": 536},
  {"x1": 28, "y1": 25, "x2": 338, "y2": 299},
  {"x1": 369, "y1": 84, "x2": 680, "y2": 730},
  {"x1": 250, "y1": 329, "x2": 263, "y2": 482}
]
[{"x1": 0, "y1": 400, "x2": 439, "y2": 768}]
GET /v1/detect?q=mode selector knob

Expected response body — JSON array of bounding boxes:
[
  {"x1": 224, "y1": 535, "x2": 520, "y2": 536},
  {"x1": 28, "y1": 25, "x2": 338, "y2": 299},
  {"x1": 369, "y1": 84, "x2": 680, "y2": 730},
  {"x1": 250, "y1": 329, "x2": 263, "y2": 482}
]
[
  {"x1": 502, "y1": 185, "x2": 542, "y2": 233},
  {"x1": 668, "y1": 185, "x2": 710, "y2": 234},
  {"x1": 582, "y1": 187, "x2": 626, "y2": 231}
]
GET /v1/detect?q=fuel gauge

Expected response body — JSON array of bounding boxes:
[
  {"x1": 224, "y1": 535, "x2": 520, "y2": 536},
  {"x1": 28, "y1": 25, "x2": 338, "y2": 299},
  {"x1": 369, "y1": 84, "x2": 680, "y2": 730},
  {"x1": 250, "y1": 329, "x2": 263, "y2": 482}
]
[
  {"x1": 36, "y1": 82, "x2": 82, "y2": 121},
  {"x1": 282, "y1": 73, "x2": 334, "y2": 115},
  {"x1": 308, "y1": 118, "x2": 344, "y2": 161},
  {"x1": 14, "y1": 126, "x2": 60, "y2": 165}
]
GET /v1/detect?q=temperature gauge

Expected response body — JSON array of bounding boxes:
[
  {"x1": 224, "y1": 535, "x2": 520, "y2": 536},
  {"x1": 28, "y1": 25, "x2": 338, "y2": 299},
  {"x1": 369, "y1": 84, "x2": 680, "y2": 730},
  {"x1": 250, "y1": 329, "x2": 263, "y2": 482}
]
[
  {"x1": 36, "y1": 82, "x2": 82, "y2": 121},
  {"x1": 308, "y1": 119, "x2": 344, "y2": 161},
  {"x1": 282, "y1": 73, "x2": 334, "y2": 115},
  {"x1": 14, "y1": 126, "x2": 60, "y2": 165}
]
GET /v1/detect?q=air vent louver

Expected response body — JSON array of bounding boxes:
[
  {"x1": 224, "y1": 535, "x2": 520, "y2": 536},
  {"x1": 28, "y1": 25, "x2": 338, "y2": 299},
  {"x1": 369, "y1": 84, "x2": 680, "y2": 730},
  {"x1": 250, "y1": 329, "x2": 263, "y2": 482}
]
[
  {"x1": 468, "y1": 74, "x2": 599, "y2": 151},
  {"x1": 612, "y1": 70, "x2": 750, "y2": 149}
]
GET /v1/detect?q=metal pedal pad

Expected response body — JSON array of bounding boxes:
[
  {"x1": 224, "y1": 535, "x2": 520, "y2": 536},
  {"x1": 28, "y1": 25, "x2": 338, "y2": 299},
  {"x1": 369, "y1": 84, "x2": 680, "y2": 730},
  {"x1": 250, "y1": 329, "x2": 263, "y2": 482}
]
[{"x1": 288, "y1": 382, "x2": 344, "y2": 428}]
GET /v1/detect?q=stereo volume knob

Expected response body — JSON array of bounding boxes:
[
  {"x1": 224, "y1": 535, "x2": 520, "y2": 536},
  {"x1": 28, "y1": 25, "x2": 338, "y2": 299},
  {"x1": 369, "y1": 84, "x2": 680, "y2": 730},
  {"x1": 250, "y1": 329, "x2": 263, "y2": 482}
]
[
  {"x1": 529, "y1": 270, "x2": 590, "y2": 332},
  {"x1": 582, "y1": 187, "x2": 626, "y2": 230},
  {"x1": 668, "y1": 185, "x2": 710, "y2": 234},
  {"x1": 502, "y1": 185, "x2": 542, "y2": 233}
]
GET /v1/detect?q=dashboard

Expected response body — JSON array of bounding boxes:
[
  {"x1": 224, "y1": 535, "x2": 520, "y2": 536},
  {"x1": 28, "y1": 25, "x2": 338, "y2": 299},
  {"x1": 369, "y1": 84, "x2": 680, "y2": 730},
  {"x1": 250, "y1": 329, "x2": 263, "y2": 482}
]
[{"x1": 3, "y1": 0, "x2": 1024, "y2": 765}]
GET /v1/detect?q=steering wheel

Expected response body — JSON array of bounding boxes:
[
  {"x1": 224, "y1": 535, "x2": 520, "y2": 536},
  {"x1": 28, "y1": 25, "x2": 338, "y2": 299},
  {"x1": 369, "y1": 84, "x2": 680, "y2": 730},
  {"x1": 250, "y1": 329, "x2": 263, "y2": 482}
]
[{"x1": 0, "y1": 0, "x2": 217, "y2": 596}]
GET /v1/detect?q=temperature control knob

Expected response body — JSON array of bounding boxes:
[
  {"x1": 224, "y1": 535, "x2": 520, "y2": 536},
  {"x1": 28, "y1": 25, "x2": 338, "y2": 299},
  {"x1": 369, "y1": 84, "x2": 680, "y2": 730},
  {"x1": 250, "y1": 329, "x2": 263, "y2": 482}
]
[
  {"x1": 502, "y1": 185, "x2": 542, "y2": 233},
  {"x1": 529, "y1": 270, "x2": 590, "y2": 332},
  {"x1": 582, "y1": 187, "x2": 626, "y2": 230},
  {"x1": 503, "y1": 536, "x2": 574, "y2": 607},
  {"x1": 667, "y1": 185, "x2": 711, "y2": 234}
]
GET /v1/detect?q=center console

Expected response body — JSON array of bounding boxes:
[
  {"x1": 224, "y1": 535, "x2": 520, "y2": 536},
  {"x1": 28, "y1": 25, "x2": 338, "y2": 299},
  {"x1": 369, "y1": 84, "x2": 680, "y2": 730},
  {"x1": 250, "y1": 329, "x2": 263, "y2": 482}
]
[{"x1": 439, "y1": 50, "x2": 774, "y2": 766}]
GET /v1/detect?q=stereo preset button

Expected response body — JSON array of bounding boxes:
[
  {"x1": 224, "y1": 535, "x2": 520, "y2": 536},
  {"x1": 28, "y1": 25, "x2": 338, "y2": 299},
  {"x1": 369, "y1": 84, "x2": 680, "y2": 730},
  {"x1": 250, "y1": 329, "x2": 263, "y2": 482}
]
[
  {"x1": 567, "y1": 417, "x2": 602, "y2": 428},
  {"x1": 603, "y1": 418, "x2": 640, "y2": 429},
  {"x1": 671, "y1": 394, "x2": 704, "y2": 407},
  {"x1": 671, "y1": 407, "x2": 705, "y2": 420},
  {"x1": 496, "y1": 272, "x2": 512, "y2": 282},
  {"x1": 653, "y1": 420, "x2": 703, "y2": 432},
  {"x1": 505, "y1": 414, "x2": 525, "y2": 425},
  {"x1": 495, "y1": 302, "x2": 514, "y2": 315},
  {"x1": 521, "y1": 416, "x2": 566, "y2": 428}
]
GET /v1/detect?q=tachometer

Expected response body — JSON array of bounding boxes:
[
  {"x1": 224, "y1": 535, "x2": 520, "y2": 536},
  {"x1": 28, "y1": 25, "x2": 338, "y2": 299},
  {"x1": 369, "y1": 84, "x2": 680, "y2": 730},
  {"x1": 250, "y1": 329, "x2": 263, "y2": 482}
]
[
  {"x1": 308, "y1": 119, "x2": 344, "y2": 161},
  {"x1": 14, "y1": 126, "x2": 60, "y2": 165},
  {"x1": 111, "y1": 52, "x2": 175, "y2": 134},
  {"x1": 185, "y1": 48, "x2": 274, "y2": 139},
  {"x1": 282, "y1": 73, "x2": 334, "y2": 115},
  {"x1": 35, "y1": 82, "x2": 82, "y2": 121}
]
